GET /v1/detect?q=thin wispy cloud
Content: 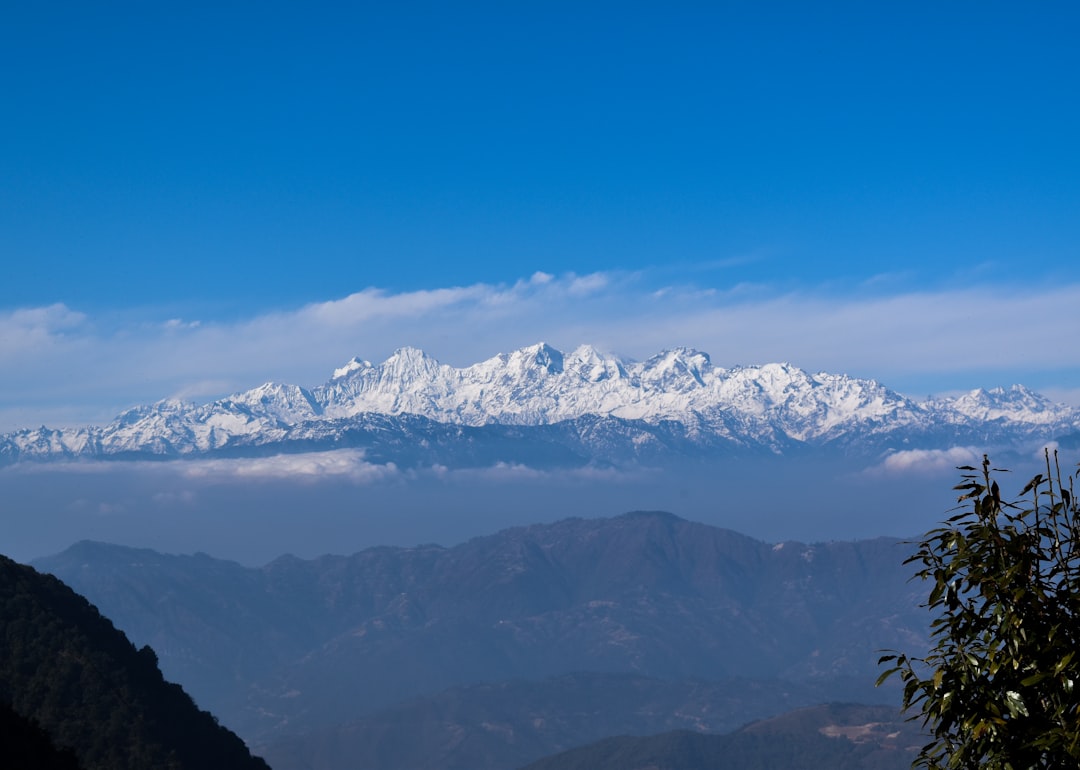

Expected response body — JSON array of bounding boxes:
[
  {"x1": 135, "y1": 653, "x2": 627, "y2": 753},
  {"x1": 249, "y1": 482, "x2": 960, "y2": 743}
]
[
  {"x1": 0, "y1": 304, "x2": 88, "y2": 357},
  {"x1": 1, "y1": 272, "x2": 1078, "y2": 432},
  {"x1": 1041, "y1": 388, "x2": 1080, "y2": 408},
  {"x1": 177, "y1": 450, "x2": 401, "y2": 483},
  {"x1": 442, "y1": 461, "x2": 641, "y2": 485}
]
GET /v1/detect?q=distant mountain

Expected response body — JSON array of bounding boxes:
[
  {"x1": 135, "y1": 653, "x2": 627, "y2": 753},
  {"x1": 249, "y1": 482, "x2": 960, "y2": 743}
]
[
  {"x1": 0, "y1": 554, "x2": 270, "y2": 770},
  {"x1": 3, "y1": 343, "x2": 1076, "y2": 466},
  {"x1": 519, "y1": 703, "x2": 923, "y2": 770},
  {"x1": 37, "y1": 512, "x2": 925, "y2": 754}
]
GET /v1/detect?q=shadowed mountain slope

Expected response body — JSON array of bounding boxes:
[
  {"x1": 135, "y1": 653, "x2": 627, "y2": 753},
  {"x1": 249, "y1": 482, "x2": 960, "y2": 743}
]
[
  {"x1": 0, "y1": 702, "x2": 82, "y2": 770},
  {"x1": 0, "y1": 554, "x2": 270, "y2": 770},
  {"x1": 37, "y1": 512, "x2": 924, "y2": 749},
  {"x1": 258, "y1": 673, "x2": 890, "y2": 770},
  {"x1": 519, "y1": 703, "x2": 922, "y2": 770}
]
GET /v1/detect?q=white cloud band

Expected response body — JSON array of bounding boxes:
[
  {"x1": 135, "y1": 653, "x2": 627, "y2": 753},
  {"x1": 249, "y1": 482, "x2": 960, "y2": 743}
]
[{"x1": 1, "y1": 273, "x2": 1079, "y2": 431}]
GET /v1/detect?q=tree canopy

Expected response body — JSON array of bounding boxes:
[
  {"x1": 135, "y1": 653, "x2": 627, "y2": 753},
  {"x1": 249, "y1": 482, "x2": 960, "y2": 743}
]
[
  {"x1": 880, "y1": 451, "x2": 1080, "y2": 769},
  {"x1": 0, "y1": 555, "x2": 270, "y2": 770}
]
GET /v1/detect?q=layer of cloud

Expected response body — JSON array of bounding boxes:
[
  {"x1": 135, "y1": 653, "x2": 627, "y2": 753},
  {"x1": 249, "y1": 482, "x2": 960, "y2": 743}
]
[
  {"x1": 2, "y1": 272, "x2": 1079, "y2": 431},
  {"x1": 176, "y1": 451, "x2": 400, "y2": 483},
  {"x1": 3, "y1": 451, "x2": 645, "y2": 489},
  {"x1": 868, "y1": 447, "x2": 982, "y2": 477},
  {"x1": 438, "y1": 461, "x2": 640, "y2": 485},
  {"x1": 1, "y1": 452, "x2": 952, "y2": 564}
]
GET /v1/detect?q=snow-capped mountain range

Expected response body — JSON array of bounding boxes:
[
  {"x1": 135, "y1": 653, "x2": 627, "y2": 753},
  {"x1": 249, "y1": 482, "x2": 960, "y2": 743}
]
[{"x1": 3, "y1": 343, "x2": 1077, "y2": 467}]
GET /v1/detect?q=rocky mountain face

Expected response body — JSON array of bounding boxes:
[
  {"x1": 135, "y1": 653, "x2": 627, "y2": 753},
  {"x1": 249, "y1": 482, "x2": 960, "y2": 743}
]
[
  {"x1": 36, "y1": 512, "x2": 926, "y2": 766},
  {"x1": 3, "y1": 343, "x2": 1076, "y2": 466}
]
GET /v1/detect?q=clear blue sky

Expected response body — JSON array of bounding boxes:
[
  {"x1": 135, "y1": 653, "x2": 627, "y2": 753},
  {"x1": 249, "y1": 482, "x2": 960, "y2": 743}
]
[{"x1": 2, "y1": 2, "x2": 1079, "y2": 429}]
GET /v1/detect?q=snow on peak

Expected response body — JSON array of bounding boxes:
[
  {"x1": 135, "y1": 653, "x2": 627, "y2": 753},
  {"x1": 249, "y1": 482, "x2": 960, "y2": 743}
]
[
  {"x1": 378, "y1": 347, "x2": 444, "y2": 384},
  {"x1": 307, "y1": 343, "x2": 934, "y2": 438},
  {"x1": 508, "y1": 342, "x2": 564, "y2": 374},
  {"x1": 226, "y1": 382, "x2": 322, "y2": 421},
  {"x1": 385, "y1": 346, "x2": 438, "y2": 367},
  {"x1": 332, "y1": 357, "x2": 372, "y2": 380},
  {"x1": 565, "y1": 344, "x2": 626, "y2": 383},
  {"x1": 5, "y1": 343, "x2": 1077, "y2": 465},
  {"x1": 639, "y1": 348, "x2": 711, "y2": 390},
  {"x1": 946, "y1": 384, "x2": 1064, "y2": 424}
]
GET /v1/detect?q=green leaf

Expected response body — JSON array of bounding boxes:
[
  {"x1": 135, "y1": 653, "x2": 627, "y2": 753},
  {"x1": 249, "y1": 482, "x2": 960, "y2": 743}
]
[
  {"x1": 876, "y1": 667, "x2": 901, "y2": 687},
  {"x1": 1054, "y1": 651, "x2": 1075, "y2": 675},
  {"x1": 880, "y1": 455, "x2": 1080, "y2": 768},
  {"x1": 1019, "y1": 475, "x2": 1044, "y2": 496},
  {"x1": 1004, "y1": 690, "x2": 1029, "y2": 717}
]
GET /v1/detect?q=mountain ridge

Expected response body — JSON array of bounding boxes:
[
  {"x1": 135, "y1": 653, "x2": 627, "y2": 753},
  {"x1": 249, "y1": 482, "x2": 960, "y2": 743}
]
[
  {"x1": 518, "y1": 702, "x2": 921, "y2": 770},
  {"x1": 34, "y1": 511, "x2": 925, "y2": 745},
  {"x1": 3, "y1": 343, "x2": 1076, "y2": 465}
]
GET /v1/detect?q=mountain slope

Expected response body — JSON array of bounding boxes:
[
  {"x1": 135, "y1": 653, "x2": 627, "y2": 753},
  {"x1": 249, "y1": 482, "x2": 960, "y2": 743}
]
[
  {"x1": 3, "y1": 344, "x2": 1076, "y2": 466},
  {"x1": 0, "y1": 702, "x2": 82, "y2": 770},
  {"x1": 258, "y1": 673, "x2": 887, "y2": 770},
  {"x1": 36, "y1": 512, "x2": 925, "y2": 745},
  {"x1": 519, "y1": 703, "x2": 921, "y2": 770},
  {"x1": 0, "y1": 554, "x2": 270, "y2": 770}
]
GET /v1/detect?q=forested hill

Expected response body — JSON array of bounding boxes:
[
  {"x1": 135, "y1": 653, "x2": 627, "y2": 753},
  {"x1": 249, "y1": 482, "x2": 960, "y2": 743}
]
[
  {"x1": 0, "y1": 701, "x2": 81, "y2": 769},
  {"x1": 0, "y1": 554, "x2": 270, "y2": 770}
]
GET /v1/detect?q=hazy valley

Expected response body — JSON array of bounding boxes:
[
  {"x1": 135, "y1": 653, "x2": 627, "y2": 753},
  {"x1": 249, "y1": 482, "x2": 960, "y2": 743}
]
[
  {"x1": 23, "y1": 510, "x2": 930, "y2": 769},
  {"x1": 6, "y1": 4, "x2": 1074, "y2": 766}
]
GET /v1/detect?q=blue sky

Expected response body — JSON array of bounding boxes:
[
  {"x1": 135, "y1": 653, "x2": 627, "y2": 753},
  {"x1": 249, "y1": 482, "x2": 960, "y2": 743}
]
[{"x1": 2, "y1": 2, "x2": 1079, "y2": 432}]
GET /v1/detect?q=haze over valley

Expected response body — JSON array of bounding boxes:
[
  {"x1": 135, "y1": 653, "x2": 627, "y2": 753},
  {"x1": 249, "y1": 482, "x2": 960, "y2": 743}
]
[
  {"x1": 3, "y1": 3, "x2": 1078, "y2": 768},
  {"x1": 3, "y1": 342, "x2": 1074, "y2": 562}
]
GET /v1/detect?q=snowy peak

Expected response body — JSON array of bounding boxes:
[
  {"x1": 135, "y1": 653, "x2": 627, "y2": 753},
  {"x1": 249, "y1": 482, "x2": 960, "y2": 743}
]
[
  {"x1": 303, "y1": 343, "x2": 936, "y2": 441},
  {"x1": 331, "y1": 357, "x2": 372, "y2": 380},
  {"x1": 565, "y1": 345, "x2": 627, "y2": 383},
  {"x1": 637, "y1": 348, "x2": 711, "y2": 390},
  {"x1": 941, "y1": 384, "x2": 1066, "y2": 425},
  {"x1": 502, "y1": 342, "x2": 564, "y2": 376},
  {"x1": 3, "y1": 343, "x2": 1077, "y2": 466},
  {"x1": 225, "y1": 382, "x2": 323, "y2": 422},
  {"x1": 381, "y1": 347, "x2": 444, "y2": 380},
  {"x1": 315, "y1": 346, "x2": 455, "y2": 418}
]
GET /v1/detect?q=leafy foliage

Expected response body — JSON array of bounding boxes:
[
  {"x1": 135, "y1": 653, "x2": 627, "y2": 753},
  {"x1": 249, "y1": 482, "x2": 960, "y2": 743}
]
[{"x1": 879, "y1": 452, "x2": 1080, "y2": 769}]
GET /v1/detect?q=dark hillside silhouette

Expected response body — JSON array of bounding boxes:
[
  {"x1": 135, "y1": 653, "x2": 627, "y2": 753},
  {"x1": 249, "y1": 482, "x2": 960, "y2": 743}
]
[{"x1": 0, "y1": 554, "x2": 270, "y2": 770}]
